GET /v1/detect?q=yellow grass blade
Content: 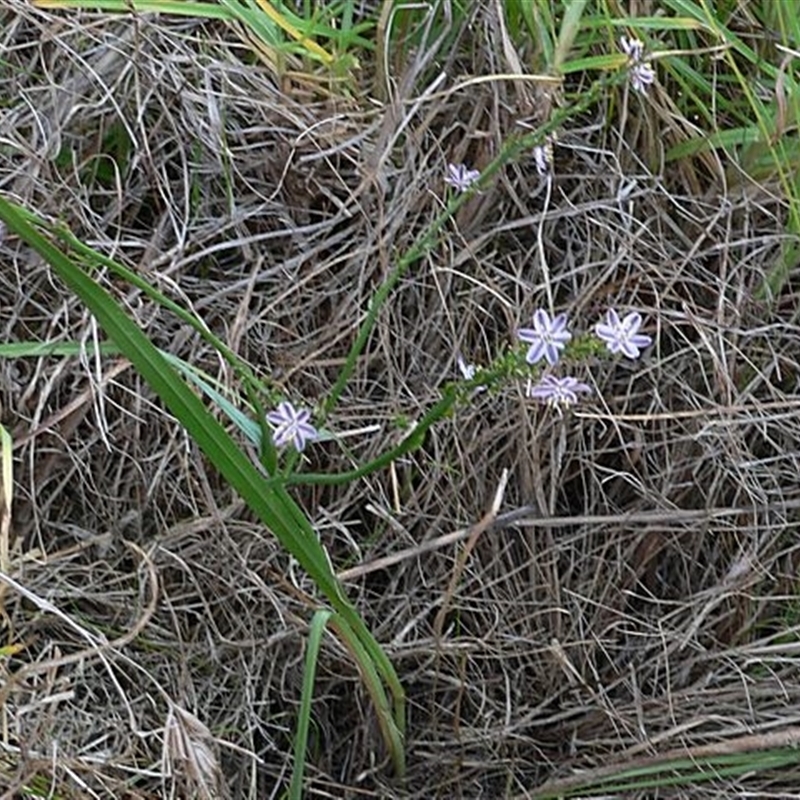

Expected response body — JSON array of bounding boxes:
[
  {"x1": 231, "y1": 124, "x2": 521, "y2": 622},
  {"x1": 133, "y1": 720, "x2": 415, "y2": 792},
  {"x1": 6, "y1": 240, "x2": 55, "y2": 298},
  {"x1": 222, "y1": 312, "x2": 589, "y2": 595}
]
[{"x1": 250, "y1": 0, "x2": 333, "y2": 63}]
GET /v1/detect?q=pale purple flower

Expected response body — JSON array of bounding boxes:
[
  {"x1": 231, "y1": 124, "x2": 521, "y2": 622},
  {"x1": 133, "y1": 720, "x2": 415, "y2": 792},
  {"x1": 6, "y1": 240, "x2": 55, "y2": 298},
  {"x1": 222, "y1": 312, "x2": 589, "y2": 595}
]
[
  {"x1": 619, "y1": 35, "x2": 645, "y2": 62},
  {"x1": 517, "y1": 310, "x2": 572, "y2": 366},
  {"x1": 266, "y1": 401, "x2": 317, "y2": 452},
  {"x1": 595, "y1": 309, "x2": 653, "y2": 359},
  {"x1": 445, "y1": 163, "x2": 481, "y2": 193},
  {"x1": 528, "y1": 375, "x2": 591, "y2": 408},
  {"x1": 457, "y1": 355, "x2": 487, "y2": 394},
  {"x1": 630, "y1": 62, "x2": 656, "y2": 93},
  {"x1": 619, "y1": 36, "x2": 655, "y2": 94},
  {"x1": 457, "y1": 355, "x2": 476, "y2": 381},
  {"x1": 533, "y1": 144, "x2": 551, "y2": 177}
]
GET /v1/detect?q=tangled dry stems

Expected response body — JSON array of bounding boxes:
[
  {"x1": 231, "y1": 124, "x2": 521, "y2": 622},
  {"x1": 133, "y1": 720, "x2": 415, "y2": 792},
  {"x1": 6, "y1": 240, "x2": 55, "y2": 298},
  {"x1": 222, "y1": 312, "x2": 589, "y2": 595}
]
[{"x1": 2, "y1": 3, "x2": 800, "y2": 797}]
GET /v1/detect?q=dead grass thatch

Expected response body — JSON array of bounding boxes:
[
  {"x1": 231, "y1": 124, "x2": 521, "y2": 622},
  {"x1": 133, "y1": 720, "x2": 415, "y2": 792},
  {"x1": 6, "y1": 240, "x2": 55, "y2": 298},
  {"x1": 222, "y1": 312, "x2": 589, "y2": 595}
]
[{"x1": 2, "y1": 2, "x2": 800, "y2": 798}]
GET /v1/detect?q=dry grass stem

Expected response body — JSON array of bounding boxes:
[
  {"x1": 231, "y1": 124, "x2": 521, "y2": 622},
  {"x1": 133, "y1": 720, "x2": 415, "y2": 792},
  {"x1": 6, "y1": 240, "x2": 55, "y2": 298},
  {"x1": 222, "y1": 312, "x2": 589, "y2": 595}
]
[{"x1": 2, "y1": 1, "x2": 800, "y2": 796}]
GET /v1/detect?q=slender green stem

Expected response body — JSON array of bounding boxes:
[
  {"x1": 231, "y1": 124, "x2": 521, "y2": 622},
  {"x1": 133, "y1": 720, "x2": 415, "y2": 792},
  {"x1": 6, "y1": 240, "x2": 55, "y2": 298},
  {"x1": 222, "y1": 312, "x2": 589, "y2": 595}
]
[{"x1": 320, "y1": 70, "x2": 621, "y2": 422}]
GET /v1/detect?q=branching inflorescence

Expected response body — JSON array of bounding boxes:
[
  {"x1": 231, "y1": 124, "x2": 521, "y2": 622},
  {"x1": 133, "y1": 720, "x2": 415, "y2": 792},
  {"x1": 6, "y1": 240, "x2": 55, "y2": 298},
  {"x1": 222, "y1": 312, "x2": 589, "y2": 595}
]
[
  {"x1": 265, "y1": 93, "x2": 656, "y2": 451},
  {"x1": 517, "y1": 307, "x2": 652, "y2": 413}
]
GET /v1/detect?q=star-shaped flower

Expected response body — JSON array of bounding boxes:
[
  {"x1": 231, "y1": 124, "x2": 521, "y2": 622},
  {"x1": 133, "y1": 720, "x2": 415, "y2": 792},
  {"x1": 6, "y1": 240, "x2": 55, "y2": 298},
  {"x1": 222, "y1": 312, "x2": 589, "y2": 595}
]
[
  {"x1": 594, "y1": 310, "x2": 653, "y2": 359},
  {"x1": 517, "y1": 310, "x2": 572, "y2": 366},
  {"x1": 533, "y1": 143, "x2": 552, "y2": 177},
  {"x1": 457, "y1": 355, "x2": 476, "y2": 381},
  {"x1": 527, "y1": 375, "x2": 591, "y2": 408},
  {"x1": 457, "y1": 354, "x2": 487, "y2": 395},
  {"x1": 630, "y1": 62, "x2": 656, "y2": 93},
  {"x1": 445, "y1": 163, "x2": 481, "y2": 193},
  {"x1": 619, "y1": 35, "x2": 645, "y2": 62},
  {"x1": 619, "y1": 36, "x2": 656, "y2": 94},
  {"x1": 266, "y1": 401, "x2": 318, "y2": 452}
]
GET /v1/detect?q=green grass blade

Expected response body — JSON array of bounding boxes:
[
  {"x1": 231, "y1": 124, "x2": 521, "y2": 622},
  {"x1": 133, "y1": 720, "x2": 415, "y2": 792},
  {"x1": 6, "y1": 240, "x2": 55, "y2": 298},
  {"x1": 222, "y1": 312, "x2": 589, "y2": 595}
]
[
  {"x1": 330, "y1": 613, "x2": 405, "y2": 774},
  {"x1": 534, "y1": 747, "x2": 800, "y2": 797},
  {"x1": 290, "y1": 609, "x2": 333, "y2": 800},
  {"x1": 36, "y1": 0, "x2": 334, "y2": 64},
  {"x1": 552, "y1": 0, "x2": 589, "y2": 74},
  {"x1": 34, "y1": 0, "x2": 234, "y2": 20},
  {"x1": 37, "y1": 215, "x2": 269, "y2": 403},
  {"x1": 0, "y1": 341, "x2": 119, "y2": 358},
  {"x1": 0, "y1": 196, "x2": 405, "y2": 775},
  {"x1": 0, "y1": 198, "x2": 335, "y2": 599}
]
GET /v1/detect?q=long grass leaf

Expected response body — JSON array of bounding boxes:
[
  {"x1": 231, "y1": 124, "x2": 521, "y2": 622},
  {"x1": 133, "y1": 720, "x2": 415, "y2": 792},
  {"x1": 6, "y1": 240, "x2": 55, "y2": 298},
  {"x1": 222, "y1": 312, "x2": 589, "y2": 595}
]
[
  {"x1": 0, "y1": 196, "x2": 405, "y2": 774},
  {"x1": 34, "y1": 0, "x2": 233, "y2": 20},
  {"x1": 290, "y1": 609, "x2": 332, "y2": 800}
]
